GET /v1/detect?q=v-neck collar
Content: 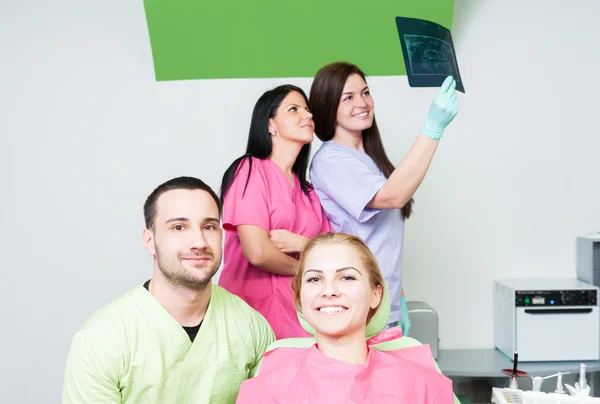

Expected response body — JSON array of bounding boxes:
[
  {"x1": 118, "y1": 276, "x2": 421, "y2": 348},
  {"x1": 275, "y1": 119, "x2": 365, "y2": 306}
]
[
  {"x1": 327, "y1": 140, "x2": 367, "y2": 159},
  {"x1": 325, "y1": 140, "x2": 382, "y2": 174},
  {"x1": 266, "y1": 157, "x2": 297, "y2": 193},
  {"x1": 135, "y1": 283, "x2": 216, "y2": 349}
]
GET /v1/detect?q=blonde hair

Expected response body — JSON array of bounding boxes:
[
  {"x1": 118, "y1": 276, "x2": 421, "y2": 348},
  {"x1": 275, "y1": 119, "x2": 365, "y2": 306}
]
[{"x1": 291, "y1": 232, "x2": 385, "y2": 324}]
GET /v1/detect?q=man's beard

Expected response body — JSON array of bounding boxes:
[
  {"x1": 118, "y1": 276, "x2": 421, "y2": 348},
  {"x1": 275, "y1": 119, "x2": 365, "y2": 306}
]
[{"x1": 155, "y1": 246, "x2": 222, "y2": 291}]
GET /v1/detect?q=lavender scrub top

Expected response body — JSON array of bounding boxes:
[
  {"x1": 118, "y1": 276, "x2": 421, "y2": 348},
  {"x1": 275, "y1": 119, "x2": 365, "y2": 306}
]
[{"x1": 309, "y1": 140, "x2": 405, "y2": 324}]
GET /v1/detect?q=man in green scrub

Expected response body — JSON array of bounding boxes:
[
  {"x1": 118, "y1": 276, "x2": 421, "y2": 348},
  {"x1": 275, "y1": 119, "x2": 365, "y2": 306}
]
[{"x1": 62, "y1": 176, "x2": 275, "y2": 403}]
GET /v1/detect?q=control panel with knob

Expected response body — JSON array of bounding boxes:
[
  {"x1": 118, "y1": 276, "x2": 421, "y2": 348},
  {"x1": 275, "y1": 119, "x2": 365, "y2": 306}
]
[{"x1": 515, "y1": 289, "x2": 597, "y2": 307}]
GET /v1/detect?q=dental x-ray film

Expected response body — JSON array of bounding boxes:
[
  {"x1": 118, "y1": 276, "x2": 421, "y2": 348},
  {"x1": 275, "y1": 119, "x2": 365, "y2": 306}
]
[{"x1": 395, "y1": 16, "x2": 465, "y2": 93}]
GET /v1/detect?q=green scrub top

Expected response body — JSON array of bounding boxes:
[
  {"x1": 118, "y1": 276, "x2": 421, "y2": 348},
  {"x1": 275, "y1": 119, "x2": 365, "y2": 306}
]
[{"x1": 63, "y1": 284, "x2": 275, "y2": 403}]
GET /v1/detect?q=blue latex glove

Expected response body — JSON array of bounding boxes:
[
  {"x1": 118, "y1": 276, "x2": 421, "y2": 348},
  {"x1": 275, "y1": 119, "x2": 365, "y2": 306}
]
[
  {"x1": 399, "y1": 296, "x2": 412, "y2": 336},
  {"x1": 421, "y1": 75, "x2": 460, "y2": 140}
]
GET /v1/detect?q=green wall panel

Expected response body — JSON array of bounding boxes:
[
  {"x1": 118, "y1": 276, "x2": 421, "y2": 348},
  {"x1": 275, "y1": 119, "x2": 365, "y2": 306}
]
[{"x1": 144, "y1": 0, "x2": 454, "y2": 81}]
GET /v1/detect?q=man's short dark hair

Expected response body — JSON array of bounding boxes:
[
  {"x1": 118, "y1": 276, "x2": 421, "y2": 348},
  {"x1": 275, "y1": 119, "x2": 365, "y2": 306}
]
[{"x1": 143, "y1": 176, "x2": 222, "y2": 230}]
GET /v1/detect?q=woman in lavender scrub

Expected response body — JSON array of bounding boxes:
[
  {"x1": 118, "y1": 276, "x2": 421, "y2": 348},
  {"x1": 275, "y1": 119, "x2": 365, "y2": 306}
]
[{"x1": 308, "y1": 62, "x2": 459, "y2": 334}]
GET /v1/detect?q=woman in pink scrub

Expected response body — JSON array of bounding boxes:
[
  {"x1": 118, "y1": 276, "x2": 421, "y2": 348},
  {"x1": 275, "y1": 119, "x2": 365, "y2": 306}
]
[
  {"x1": 236, "y1": 232, "x2": 454, "y2": 404},
  {"x1": 218, "y1": 85, "x2": 332, "y2": 339}
]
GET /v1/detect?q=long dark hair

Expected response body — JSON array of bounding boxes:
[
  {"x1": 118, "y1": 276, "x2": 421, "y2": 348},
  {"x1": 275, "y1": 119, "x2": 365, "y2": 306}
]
[
  {"x1": 220, "y1": 85, "x2": 312, "y2": 205},
  {"x1": 309, "y1": 62, "x2": 413, "y2": 219}
]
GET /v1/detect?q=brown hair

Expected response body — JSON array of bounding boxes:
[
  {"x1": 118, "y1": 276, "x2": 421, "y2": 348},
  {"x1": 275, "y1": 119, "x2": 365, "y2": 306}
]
[
  {"x1": 291, "y1": 232, "x2": 385, "y2": 324},
  {"x1": 309, "y1": 62, "x2": 413, "y2": 219}
]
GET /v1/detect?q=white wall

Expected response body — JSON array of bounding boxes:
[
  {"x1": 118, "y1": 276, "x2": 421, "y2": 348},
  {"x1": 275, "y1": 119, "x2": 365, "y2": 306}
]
[
  {"x1": 405, "y1": 0, "x2": 600, "y2": 350},
  {"x1": 1, "y1": 0, "x2": 599, "y2": 402}
]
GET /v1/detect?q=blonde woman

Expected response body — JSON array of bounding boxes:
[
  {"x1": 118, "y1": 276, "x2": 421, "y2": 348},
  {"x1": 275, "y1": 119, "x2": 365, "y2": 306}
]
[{"x1": 236, "y1": 232, "x2": 454, "y2": 403}]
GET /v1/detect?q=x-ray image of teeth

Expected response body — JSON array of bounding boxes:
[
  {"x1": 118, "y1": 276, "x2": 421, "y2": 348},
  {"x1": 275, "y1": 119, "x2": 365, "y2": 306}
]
[{"x1": 395, "y1": 17, "x2": 465, "y2": 93}]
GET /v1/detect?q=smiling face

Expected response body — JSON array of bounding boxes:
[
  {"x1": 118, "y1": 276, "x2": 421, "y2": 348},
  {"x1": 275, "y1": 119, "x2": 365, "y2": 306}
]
[
  {"x1": 143, "y1": 189, "x2": 223, "y2": 290},
  {"x1": 335, "y1": 73, "x2": 374, "y2": 137},
  {"x1": 269, "y1": 90, "x2": 314, "y2": 146},
  {"x1": 299, "y1": 241, "x2": 383, "y2": 339}
]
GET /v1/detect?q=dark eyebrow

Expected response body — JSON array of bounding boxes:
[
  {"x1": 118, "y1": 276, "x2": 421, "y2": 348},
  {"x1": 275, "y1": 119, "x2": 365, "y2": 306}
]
[
  {"x1": 341, "y1": 86, "x2": 369, "y2": 96},
  {"x1": 164, "y1": 217, "x2": 220, "y2": 225},
  {"x1": 165, "y1": 217, "x2": 189, "y2": 225},
  {"x1": 286, "y1": 103, "x2": 306, "y2": 109},
  {"x1": 304, "y1": 266, "x2": 362, "y2": 275}
]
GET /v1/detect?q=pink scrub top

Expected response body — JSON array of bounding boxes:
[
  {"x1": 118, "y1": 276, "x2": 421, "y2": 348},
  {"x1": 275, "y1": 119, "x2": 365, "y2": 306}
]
[
  {"x1": 236, "y1": 328, "x2": 454, "y2": 403},
  {"x1": 219, "y1": 157, "x2": 332, "y2": 339}
]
